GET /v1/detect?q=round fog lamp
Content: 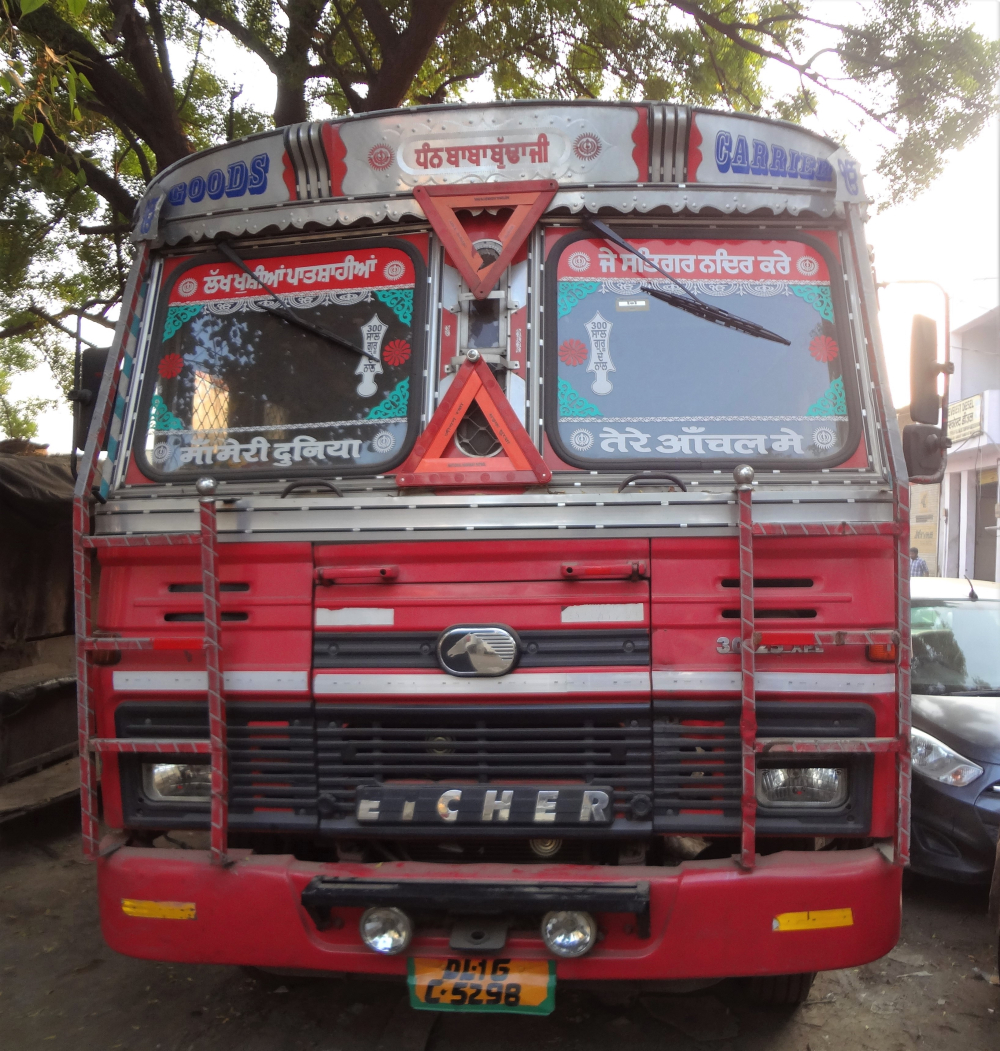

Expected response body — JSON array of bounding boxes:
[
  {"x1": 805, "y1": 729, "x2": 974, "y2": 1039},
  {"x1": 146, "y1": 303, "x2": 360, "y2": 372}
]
[
  {"x1": 359, "y1": 906, "x2": 412, "y2": 955},
  {"x1": 540, "y1": 910, "x2": 596, "y2": 958}
]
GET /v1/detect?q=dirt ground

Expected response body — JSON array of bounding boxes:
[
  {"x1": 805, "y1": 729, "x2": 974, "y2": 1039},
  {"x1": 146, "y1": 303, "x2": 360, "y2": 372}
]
[{"x1": 2, "y1": 800, "x2": 998, "y2": 1051}]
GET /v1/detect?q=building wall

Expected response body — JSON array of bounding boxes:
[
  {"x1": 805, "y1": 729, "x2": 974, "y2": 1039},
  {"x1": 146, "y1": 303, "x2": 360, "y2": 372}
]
[{"x1": 939, "y1": 308, "x2": 1000, "y2": 581}]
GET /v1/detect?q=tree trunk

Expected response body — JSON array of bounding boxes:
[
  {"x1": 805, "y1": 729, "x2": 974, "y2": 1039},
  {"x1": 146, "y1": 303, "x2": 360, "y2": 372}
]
[{"x1": 274, "y1": 77, "x2": 309, "y2": 127}]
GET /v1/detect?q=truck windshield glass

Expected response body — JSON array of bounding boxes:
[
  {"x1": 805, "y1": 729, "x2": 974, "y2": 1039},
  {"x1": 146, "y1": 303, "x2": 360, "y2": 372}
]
[
  {"x1": 911, "y1": 601, "x2": 1000, "y2": 694},
  {"x1": 137, "y1": 240, "x2": 422, "y2": 477},
  {"x1": 548, "y1": 234, "x2": 856, "y2": 467}
]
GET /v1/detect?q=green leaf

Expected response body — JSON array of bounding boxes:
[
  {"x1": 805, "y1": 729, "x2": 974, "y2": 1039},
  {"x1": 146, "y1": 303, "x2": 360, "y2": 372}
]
[
  {"x1": 32, "y1": 120, "x2": 43, "y2": 145},
  {"x1": 72, "y1": 106, "x2": 82, "y2": 121},
  {"x1": 12, "y1": 101, "x2": 24, "y2": 123},
  {"x1": 67, "y1": 0, "x2": 86, "y2": 15},
  {"x1": 18, "y1": 0, "x2": 48, "y2": 15},
  {"x1": 76, "y1": 71, "x2": 92, "y2": 91},
  {"x1": 75, "y1": 168, "x2": 87, "y2": 187}
]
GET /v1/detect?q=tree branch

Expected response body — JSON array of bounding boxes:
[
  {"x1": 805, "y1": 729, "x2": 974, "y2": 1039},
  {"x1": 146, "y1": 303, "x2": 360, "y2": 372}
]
[
  {"x1": 28, "y1": 306, "x2": 104, "y2": 348},
  {"x1": 143, "y1": 0, "x2": 174, "y2": 90},
  {"x1": 355, "y1": 0, "x2": 398, "y2": 52},
  {"x1": 362, "y1": 0, "x2": 461, "y2": 112},
  {"x1": 0, "y1": 110, "x2": 140, "y2": 218},
  {"x1": 179, "y1": 0, "x2": 283, "y2": 75},
  {"x1": 15, "y1": 3, "x2": 191, "y2": 168},
  {"x1": 331, "y1": 0, "x2": 377, "y2": 80}
]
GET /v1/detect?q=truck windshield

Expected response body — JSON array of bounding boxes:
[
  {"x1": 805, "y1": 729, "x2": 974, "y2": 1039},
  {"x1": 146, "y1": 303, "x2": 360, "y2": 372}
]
[
  {"x1": 136, "y1": 239, "x2": 423, "y2": 478},
  {"x1": 547, "y1": 232, "x2": 858, "y2": 468},
  {"x1": 912, "y1": 601, "x2": 1000, "y2": 694}
]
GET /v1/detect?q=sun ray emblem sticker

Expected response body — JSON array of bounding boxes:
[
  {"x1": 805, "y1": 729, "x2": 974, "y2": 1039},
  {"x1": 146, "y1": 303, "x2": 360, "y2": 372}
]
[
  {"x1": 356, "y1": 314, "x2": 389, "y2": 397},
  {"x1": 584, "y1": 312, "x2": 614, "y2": 395}
]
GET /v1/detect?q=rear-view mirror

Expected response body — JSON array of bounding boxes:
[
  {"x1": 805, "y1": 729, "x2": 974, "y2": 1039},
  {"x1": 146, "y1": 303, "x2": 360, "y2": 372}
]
[
  {"x1": 69, "y1": 346, "x2": 110, "y2": 453},
  {"x1": 909, "y1": 315, "x2": 940, "y2": 425}
]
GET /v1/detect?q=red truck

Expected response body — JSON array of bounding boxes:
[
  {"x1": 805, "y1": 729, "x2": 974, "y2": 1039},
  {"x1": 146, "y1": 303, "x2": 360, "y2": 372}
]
[{"x1": 73, "y1": 100, "x2": 949, "y2": 1013}]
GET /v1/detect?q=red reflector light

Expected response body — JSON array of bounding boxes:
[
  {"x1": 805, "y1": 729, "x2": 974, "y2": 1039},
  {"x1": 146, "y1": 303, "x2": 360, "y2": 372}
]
[{"x1": 866, "y1": 643, "x2": 897, "y2": 662}]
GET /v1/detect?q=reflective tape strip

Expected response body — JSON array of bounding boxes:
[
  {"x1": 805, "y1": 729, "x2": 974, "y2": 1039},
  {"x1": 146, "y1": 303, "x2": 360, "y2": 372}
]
[
  {"x1": 773, "y1": 908, "x2": 853, "y2": 932},
  {"x1": 316, "y1": 607, "x2": 394, "y2": 627},
  {"x1": 121, "y1": 898, "x2": 196, "y2": 920},
  {"x1": 561, "y1": 603, "x2": 645, "y2": 623},
  {"x1": 653, "y1": 671, "x2": 896, "y2": 694},
  {"x1": 112, "y1": 670, "x2": 308, "y2": 692},
  {"x1": 313, "y1": 671, "x2": 651, "y2": 696}
]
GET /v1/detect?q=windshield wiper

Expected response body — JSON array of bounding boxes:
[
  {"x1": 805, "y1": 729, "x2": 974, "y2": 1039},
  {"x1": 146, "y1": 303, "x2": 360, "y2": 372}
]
[
  {"x1": 584, "y1": 218, "x2": 791, "y2": 346},
  {"x1": 215, "y1": 241, "x2": 377, "y2": 362}
]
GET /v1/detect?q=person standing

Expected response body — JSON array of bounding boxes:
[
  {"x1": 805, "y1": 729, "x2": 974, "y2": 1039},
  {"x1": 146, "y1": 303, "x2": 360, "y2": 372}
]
[{"x1": 909, "y1": 547, "x2": 929, "y2": 577}]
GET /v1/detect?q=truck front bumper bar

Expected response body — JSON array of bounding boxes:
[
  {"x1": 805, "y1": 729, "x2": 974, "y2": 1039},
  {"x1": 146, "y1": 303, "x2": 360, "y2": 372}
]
[
  {"x1": 301, "y1": 877, "x2": 651, "y2": 937},
  {"x1": 97, "y1": 845, "x2": 901, "y2": 980}
]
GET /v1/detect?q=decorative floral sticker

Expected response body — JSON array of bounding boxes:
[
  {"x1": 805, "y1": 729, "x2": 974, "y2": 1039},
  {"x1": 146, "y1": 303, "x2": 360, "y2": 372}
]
[
  {"x1": 158, "y1": 353, "x2": 184, "y2": 379},
  {"x1": 371, "y1": 430, "x2": 396, "y2": 454},
  {"x1": 368, "y1": 143, "x2": 394, "y2": 171},
  {"x1": 569, "y1": 428, "x2": 595, "y2": 451},
  {"x1": 573, "y1": 133, "x2": 602, "y2": 161},
  {"x1": 809, "y1": 335, "x2": 839, "y2": 363},
  {"x1": 383, "y1": 339, "x2": 411, "y2": 366},
  {"x1": 559, "y1": 338, "x2": 588, "y2": 366},
  {"x1": 812, "y1": 425, "x2": 838, "y2": 450}
]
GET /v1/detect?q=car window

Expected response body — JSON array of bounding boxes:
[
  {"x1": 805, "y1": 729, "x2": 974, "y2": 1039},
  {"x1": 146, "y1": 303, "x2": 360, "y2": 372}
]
[
  {"x1": 911, "y1": 601, "x2": 1000, "y2": 693},
  {"x1": 135, "y1": 240, "x2": 423, "y2": 478},
  {"x1": 546, "y1": 232, "x2": 859, "y2": 468}
]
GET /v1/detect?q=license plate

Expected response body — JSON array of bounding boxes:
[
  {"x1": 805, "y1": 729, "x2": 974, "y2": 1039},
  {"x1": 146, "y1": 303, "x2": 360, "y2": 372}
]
[{"x1": 407, "y1": 957, "x2": 555, "y2": 1015}]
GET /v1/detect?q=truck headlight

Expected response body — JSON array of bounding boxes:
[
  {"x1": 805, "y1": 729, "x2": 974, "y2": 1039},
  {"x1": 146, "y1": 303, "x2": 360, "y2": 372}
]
[
  {"x1": 756, "y1": 767, "x2": 847, "y2": 808},
  {"x1": 911, "y1": 728, "x2": 983, "y2": 787},
  {"x1": 142, "y1": 762, "x2": 212, "y2": 802}
]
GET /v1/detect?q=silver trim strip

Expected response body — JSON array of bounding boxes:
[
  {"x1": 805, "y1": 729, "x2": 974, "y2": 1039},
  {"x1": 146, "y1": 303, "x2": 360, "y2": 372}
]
[
  {"x1": 313, "y1": 671, "x2": 651, "y2": 696},
  {"x1": 155, "y1": 188, "x2": 838, "y2": 246},
  {"x1": 316, "y1": 608, "x2": 394, "y2": 627},
  {"x1": 652, "y1": 670, "x2": 896, "y2": 694},
  {"x1": 560, "y1": 603, "x2": 645, "y2": 623},
  {"x1": 112, "y1": 670, "x2": 309, "y2": 693}
]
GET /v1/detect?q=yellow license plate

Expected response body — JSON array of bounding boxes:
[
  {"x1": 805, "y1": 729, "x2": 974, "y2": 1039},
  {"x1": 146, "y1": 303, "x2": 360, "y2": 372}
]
[{"x1": 407, "y1": 957, "x2": 555, "y2": 1015}]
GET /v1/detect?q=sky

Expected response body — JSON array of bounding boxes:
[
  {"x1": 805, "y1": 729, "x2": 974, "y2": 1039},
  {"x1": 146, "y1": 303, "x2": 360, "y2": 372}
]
[{"x1": 13, "y1": 0, "x2": 1000, "y2": 451}]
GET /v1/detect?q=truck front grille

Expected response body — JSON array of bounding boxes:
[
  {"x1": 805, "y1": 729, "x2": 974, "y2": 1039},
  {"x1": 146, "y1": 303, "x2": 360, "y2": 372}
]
[{"x1": 315, "y1": 703, "x2": 653, "y2": 832}]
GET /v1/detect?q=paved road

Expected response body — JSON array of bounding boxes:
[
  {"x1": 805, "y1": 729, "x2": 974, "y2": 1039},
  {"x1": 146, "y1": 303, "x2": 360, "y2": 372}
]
[{"x1": 2, "y1": 801, "x2": 998, "y2": 1051}]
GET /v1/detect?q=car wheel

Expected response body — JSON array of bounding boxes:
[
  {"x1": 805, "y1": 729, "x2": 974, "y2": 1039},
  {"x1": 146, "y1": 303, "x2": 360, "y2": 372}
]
[{"x1": 746, "y1": 972, "x2": 816, "y2": 1006}]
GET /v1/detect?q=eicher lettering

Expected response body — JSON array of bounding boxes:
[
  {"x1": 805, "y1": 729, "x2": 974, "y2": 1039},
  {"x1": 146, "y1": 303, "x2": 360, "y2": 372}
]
[
  {"x1": 355, "y1": 785, "x2": 612, "y2": 825},
  {"x1": 167, "y1": 153, "x2": 270, "y2": 206},
  {"x1": 714, "y1": 131, "x2": 833, "y2": 183}
]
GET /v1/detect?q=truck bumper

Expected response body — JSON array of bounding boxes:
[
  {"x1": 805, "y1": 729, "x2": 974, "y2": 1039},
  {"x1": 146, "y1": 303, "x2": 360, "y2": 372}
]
[{"x1": 98, "y1": 845, "x2": 901, "y2": 980}]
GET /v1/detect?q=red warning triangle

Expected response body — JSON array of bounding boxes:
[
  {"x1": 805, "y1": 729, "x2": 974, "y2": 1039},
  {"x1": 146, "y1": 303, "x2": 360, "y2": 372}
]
[
  {"x1": 413, "y1": 180, "x2": 558, "y2": 299},
  {"x1": 396, "y1": 354, "x2": 551, "y2": 488}
]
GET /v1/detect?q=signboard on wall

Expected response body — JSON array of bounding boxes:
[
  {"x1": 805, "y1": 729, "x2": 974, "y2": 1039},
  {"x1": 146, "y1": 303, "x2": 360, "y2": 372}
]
[
  {"x1": 911, "y1": 483, "x2": 940, "y2": 576},
  {"x1": 947, "y1": 394, "x2": 983, "y2": 443}
]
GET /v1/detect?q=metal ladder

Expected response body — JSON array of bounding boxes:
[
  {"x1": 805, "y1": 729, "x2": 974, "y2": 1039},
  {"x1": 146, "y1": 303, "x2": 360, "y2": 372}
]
[
  {"x1": 733, "y1": 467, "x2": 909, "y2": 871},
  {"x1": 75, "y1": 481, "x2": 230, "y2": 863}
]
